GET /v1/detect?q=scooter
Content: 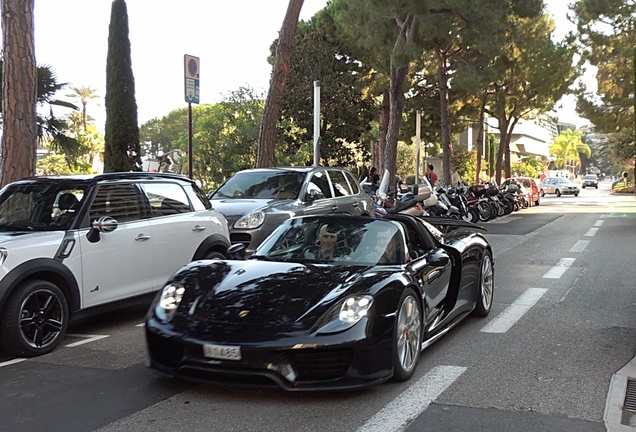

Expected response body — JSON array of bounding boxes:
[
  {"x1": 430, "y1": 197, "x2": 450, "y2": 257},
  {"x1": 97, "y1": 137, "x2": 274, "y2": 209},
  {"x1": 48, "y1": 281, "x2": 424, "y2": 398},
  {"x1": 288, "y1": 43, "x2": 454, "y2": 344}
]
[{"x1": 362, "y1": 170, "x2": 425, "y2": 218}]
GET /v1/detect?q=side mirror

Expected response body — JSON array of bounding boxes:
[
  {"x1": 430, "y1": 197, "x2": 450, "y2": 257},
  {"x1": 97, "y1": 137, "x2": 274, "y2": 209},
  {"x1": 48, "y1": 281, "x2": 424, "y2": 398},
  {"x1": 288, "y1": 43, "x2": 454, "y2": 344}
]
[
  {"x1": 304, "y1": 189, "x2": 324, "y2": 202},
  {"x1": 86, "y1": 216, "x2": 118, "y2": 243},
  {"x1": 227, "y1": 243, "x2": 246, "y2": 260}
]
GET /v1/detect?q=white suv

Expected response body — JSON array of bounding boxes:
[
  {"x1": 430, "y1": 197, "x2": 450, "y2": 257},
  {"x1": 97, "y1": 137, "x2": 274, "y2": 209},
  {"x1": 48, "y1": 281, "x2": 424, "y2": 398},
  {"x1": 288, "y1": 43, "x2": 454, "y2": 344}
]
[{"x1": 0, "y1": 172, "x2": 230, "y2": 357}]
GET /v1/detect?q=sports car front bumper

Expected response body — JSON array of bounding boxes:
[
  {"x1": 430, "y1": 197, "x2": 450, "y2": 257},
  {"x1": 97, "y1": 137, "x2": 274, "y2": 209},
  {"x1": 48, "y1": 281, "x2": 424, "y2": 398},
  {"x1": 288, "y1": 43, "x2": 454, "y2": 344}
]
[{"x1": 145, "y1": 315, "x2": 396, "y2": 391}]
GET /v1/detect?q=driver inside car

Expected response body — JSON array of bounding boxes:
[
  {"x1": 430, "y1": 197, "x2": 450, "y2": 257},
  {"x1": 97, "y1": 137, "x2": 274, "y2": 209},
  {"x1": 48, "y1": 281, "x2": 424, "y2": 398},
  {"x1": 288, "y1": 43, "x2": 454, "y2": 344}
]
[{"x1": 304, "y1": 224, "x2": 350, "y2": 260}]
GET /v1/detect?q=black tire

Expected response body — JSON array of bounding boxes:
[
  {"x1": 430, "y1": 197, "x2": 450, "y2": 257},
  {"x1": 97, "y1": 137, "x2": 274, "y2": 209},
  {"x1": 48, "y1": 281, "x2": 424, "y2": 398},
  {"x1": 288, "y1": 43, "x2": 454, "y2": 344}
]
[
  {"x1": 534, "y1": 198, "x2": 540, "y2": 206},
  {"x1": 392, "y1": 288, "x2": 423, "y2": 382},
  {"x1": 468, "y1": 208, "x2": 480, "y2": 223},
  {"x1": 477, "y1": 202, "x2": 491, "y2": 222},
  {"x1": 472, "y1": 251, "x2": 494, "y2": 317},
  {"x1": 556, "y1": 189, "x2": 561, "y2": 197},
  {"x1": 204, "y1": 250, "x2": 226, "y2": 260},
  {"x1": 489, "y1": 202, "x2": 499, "y2": 218},
  {"x1": 540, "y1": 189, "x2": 545, "y2": 197},
  {"x1": 1, "y1": 280, "x2": 69, "y2": 357},
  {"x1": 574, "y1": 193, "x2": 579, "y2": 197}
]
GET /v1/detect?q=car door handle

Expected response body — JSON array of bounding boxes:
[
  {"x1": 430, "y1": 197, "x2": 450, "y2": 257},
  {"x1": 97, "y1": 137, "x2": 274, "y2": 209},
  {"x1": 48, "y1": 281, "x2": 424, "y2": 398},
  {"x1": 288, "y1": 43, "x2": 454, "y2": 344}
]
[
  {"x1": 331, "y1": 205, "x2": 338, "y2": 211},
  {"x1": 192, "y1": 225, "x2": 206, "y2": 232},
  {"x1": 135, "y1": 234, "x2": 151, "y2": 241},
  {"x1": 425, "y1": 269, "x2": 441, "y2": 283},
  {"x1": 353, "y1": 202, "x2": 359, "y2": 207}
]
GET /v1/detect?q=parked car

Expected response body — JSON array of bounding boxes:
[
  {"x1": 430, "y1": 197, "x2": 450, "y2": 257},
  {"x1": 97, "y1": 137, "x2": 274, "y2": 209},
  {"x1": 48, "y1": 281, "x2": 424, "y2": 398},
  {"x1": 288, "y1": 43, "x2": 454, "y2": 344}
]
[
  {"x1": 0, "y1": 172, "x2": 231, "y2": 357},
  {"x1": 145, "y1": 213, "x2": 494, "y2": 391},
  {"x1": 582, "y1": 174, "x2": 599, "y2": 189},
  {"x1": 539, "y1": 177, "x2": 580, "y2": 197},
  {"x1": 501, "y1": 177, "x2": 540, "y2": 206},
  {"x1": 209, "y1": 167, "x2": 374, "y2": 256}
]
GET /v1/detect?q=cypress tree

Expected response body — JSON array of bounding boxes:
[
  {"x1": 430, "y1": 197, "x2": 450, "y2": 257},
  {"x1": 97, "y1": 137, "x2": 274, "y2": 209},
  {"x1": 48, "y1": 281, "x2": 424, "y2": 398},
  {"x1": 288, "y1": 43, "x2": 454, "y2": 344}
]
[{"x1": 104, "y1": 0, "x2": 141, "y2": 172}]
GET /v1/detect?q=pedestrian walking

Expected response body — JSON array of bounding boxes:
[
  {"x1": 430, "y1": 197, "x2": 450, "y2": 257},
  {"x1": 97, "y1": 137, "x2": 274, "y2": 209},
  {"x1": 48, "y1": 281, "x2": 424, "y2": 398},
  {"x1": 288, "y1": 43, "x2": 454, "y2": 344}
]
[{"x1": 426, "y1": 164, "x2": 438, "y2": 187}]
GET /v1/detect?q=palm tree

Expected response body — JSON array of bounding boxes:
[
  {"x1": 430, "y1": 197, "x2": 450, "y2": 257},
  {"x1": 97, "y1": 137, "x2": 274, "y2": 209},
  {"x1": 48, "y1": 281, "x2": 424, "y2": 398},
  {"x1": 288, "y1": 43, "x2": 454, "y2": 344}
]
[
  {"x1": 549, "y1": 129, "x2": 592, "y2": 175},
  {"x1": 1, "y1": 59, "x2": 81, "y2": 157},
  {"x1": 68, "y1": 86, "x2": 100, "y2": 130}
]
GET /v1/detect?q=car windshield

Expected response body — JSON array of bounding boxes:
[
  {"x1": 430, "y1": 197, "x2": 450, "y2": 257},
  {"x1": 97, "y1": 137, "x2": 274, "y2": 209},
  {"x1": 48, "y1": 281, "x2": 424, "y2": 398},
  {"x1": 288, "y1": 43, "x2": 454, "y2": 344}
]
[
  {"x1": 253, "y1": 216, "x2": 407, "y2": 265},
  {"x1": 212, "y1": 171, "x2": 305, "y2": 200},
  {"x1": 0, "y1": 183, "x2": 87, "y2": 231},
  {"x1": 585, "y1": 175, "x2": 597, "y2": 180}
]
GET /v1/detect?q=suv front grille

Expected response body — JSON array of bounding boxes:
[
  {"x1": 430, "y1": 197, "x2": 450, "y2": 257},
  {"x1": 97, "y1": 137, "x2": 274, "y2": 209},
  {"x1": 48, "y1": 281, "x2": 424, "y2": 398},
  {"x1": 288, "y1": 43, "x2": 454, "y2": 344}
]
[{"x1": 230, "y1": 233, "x2": 251, "y2": 247}]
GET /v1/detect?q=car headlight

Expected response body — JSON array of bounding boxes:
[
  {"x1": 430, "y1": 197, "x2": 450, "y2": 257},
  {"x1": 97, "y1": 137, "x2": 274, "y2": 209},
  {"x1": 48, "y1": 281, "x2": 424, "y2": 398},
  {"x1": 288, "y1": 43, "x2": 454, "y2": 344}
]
[
  {"x1": 340, "y1": 295, "x2": 373, "y2": 323},
  {"x1": 315, "y1": 295, "x2": 374, "y2": 334},
  {"x1": 234, "y1": 211, "x2": 265, "y2": 229},
  {"x1": 0, "y1": 248, "x2": 7, "y2": 267},
  {"x1": 155, "y1": 283, "x2": 185, "y2": 323}
]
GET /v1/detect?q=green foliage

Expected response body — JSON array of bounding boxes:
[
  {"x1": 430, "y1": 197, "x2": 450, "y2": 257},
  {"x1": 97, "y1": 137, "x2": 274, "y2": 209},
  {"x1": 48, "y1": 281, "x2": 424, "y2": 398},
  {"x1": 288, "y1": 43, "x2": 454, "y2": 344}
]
[
  {"x1": 278, "y1": 19, "x2": 376, "y2": 169},
  {"x1": 451, "y1": 148, "x2": 478, "y2": 185},
  {"x1": 37, "y1": 111, "x2": 105, "y2": 175},
  {"x1": 574, "y1": 1, "x2": 634, "y2": 134},
  {"x1": 189, "y1": 88, "x2": 264, "y2": 189},
  {"x1": 485, "y1": 12, "x2": 578, "y2": 181},
  {"x1": 37, "y1": 153, "x2": 74, "y2": 175},
  {"x1": 104, "y1": 0, "x2": 141, "y2": 172},
  {"x1": 0, "y1": 59, "x2": 80, "y2": 154},
  {"x1": 549, "y1": 129, "x2": 592, "y2": 174},
  {"x1": 514, "y1": 157, "x2": 542, "y2": 178}
]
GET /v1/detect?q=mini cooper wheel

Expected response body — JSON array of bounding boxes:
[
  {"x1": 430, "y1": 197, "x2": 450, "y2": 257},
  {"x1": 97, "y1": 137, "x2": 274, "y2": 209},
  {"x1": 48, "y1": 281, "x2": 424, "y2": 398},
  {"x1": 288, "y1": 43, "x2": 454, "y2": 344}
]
[
  {"x1": 1, "y1": 280, "x2": 69, "y2": 357},
  {"x1": 472, "y1": 251, "x2": 494, "y2": 317},
  {"x1": 392, "y1": 288, "x2": 423, "y2": 382}
]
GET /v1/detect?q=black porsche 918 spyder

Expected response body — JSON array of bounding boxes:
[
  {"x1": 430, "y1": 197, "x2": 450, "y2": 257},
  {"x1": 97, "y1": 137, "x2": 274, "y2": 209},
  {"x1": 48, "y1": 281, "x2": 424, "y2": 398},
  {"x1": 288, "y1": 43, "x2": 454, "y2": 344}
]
[{"x1": 145, "y1": 213, "x2": 494, "y2": 391}]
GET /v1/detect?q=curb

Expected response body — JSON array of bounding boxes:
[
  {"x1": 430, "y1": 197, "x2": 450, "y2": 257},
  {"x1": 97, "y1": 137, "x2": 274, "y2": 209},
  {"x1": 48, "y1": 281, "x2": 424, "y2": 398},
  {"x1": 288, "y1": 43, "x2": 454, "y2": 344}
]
[{"x1": 605, "y1": 356, "x2": 636, "y2": 431}]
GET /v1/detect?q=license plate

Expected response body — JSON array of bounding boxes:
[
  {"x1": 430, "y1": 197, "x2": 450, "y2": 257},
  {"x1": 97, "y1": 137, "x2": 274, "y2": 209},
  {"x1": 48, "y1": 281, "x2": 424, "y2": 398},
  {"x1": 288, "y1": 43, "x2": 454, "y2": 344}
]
[{"x1": 203, "y1": 343, "x2": 242, "y2": 361}]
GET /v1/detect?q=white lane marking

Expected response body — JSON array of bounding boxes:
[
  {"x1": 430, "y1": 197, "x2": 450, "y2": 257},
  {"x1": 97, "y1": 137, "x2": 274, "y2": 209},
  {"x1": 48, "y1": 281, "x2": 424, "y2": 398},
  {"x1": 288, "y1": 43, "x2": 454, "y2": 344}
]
[
  {"x1": 486, "y1": 216, "x2": 522, "y2": 224},
  {"x1": 0, "y1": 358, "x2": 26, "y2": 368},
  {"x1": 600, "y1": 214, "x2": 608, "y2": 219},
  {"x1": 570, "y1": 240, "x2": 589, "y2": 253},
  {"x1": 64, "y1": 333, "x2": 109, "y2": 347},
  {"x1": 357, "y1": 365, "x2": 466, "y2": 432},
  {"x1": 481, "y1": 288, "x2": 547, "y2": 334},
  {"x1": 593, "y1": 220, "x2": 604, "y2": 227},
  {"x1": 543, "y1": 258, "x2": 576, "y2": 279},
  {"x1": 584, "y1": 227, "x2": 599, "y2": 237},
  {"x1": 136, "y1": 322, "x2": 145, "y2": 327}
]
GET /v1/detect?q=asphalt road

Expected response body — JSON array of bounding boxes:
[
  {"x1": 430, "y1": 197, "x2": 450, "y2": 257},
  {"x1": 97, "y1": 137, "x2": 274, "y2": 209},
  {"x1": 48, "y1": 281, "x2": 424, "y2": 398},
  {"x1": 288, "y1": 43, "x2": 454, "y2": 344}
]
[{"x1": 1, "y1": 180, "x2": 634, "y2": 432}]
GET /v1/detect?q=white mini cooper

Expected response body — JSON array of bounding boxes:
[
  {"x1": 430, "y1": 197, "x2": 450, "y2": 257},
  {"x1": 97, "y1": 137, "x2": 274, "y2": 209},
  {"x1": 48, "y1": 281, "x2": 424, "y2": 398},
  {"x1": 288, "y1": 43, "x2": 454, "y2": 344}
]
[{"x1": 0, "y1": 172, "x2": 230, "y2": 357}]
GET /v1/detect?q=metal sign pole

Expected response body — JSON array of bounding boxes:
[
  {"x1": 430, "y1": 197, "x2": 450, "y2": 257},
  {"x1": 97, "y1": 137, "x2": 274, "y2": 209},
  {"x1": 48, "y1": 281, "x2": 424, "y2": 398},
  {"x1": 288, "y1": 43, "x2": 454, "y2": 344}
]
[{"x1": 188, "y1": 103, "x2": 193, "y2": 179}]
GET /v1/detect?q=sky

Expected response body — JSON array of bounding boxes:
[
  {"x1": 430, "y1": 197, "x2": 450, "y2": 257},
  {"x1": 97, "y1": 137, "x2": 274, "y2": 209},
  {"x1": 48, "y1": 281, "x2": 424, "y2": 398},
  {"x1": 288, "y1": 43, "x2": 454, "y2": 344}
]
[{"x1": 23, "y1": 0, "x2": 587, "y2": 132}]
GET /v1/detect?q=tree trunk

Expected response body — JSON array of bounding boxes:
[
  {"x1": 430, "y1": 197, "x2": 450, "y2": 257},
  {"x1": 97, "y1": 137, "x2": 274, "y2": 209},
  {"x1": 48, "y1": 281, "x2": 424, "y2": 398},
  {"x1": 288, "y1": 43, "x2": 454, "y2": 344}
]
[
  {"x1": 495, "y1": 116, "x2": 519, "y2": 183},
  {"x1": 1, "y1": 0, "x2": 37, "y2": 187},
  {"x1": 475, "y1": 92, "x2": 487, "y2": 184},
  {"x1": 495, "y1": 116, "x2": 507, "y2": 185},
  {"x1": 256, "y1": 0, "x2": 303, "y2": 168},
  {"x1": 377, "y1": 88, "x2": 390, "y2": 171},
  {"x1": 384, "y1": 14, "x2": 418, "y2": 195}
]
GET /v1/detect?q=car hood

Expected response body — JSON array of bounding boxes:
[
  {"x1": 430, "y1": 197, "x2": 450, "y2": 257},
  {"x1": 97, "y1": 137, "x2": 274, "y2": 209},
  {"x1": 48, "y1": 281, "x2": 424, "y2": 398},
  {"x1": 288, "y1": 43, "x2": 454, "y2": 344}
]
[
  {"x1": 0, "y1": 230, "x2": 65, "y2": 247},
  {"x1": 174, "y1": 260, "x2": 379, "y2": 329},
  {"x1": 210, "y1": 199, "x2": 298, "y2": 224}
]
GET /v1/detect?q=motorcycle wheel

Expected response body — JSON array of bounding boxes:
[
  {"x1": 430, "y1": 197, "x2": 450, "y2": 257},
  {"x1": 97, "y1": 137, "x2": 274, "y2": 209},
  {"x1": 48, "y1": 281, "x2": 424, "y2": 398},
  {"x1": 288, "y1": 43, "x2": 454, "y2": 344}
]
[
  {"x1": 503, "y1": 199, "x2": 514, "y2": 215},
  {"x1": 477, "y1": 202, "x2": 492, "y2": 222},
  {"x1": 496, "y1": 203, "x2": 505, "y2": 216},
  {"x1": 489, "y1": 202, "x2": 499, "y2": 219},
  {"x1": 468, "y1": 208, "x2": 480, "y2": 223}
]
